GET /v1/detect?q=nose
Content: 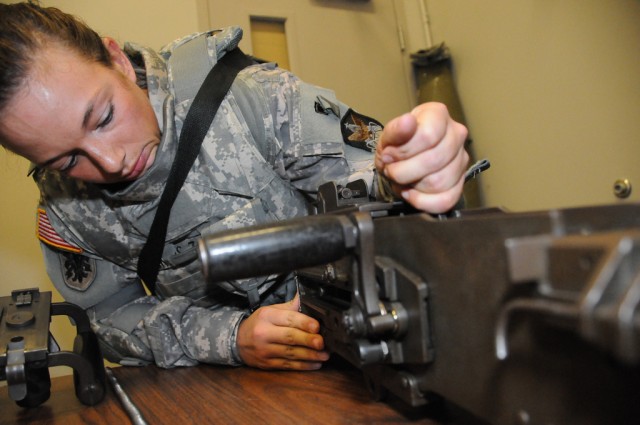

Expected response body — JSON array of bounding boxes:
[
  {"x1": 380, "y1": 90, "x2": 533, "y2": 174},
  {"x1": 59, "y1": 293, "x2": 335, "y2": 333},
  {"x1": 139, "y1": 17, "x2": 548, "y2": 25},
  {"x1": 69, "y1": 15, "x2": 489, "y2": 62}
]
[{"x1": 84, "y1": 138, "x2": 126, "y2": 174}]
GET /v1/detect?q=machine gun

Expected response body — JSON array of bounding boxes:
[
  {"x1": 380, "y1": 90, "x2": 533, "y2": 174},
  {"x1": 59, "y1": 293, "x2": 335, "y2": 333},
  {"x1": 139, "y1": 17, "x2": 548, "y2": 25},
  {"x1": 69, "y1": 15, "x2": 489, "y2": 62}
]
[{"x1": 198, "y1": 181, "x2": 640, "y2": 424}]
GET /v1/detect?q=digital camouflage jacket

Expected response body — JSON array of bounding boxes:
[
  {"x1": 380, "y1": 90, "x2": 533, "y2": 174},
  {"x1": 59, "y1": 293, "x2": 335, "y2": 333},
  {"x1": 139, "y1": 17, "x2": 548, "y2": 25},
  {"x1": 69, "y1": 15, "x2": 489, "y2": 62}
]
[{"x1": 35, "y1": 27, "x2": 382, "y2": 367}]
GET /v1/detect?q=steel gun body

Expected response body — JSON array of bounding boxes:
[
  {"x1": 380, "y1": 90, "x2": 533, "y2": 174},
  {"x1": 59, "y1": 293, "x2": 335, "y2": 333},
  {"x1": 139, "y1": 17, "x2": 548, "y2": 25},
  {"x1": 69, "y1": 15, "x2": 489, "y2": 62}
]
[{"x1": 199, "y1": 182, "x2": 640, "y2": 424}]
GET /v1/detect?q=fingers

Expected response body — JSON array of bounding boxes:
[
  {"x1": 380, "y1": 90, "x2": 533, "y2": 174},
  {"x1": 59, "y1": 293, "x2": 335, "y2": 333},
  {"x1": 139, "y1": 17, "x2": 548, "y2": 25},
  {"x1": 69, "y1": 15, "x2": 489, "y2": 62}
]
[
  {"x1": 237, "y1": 302, "x2": 330, "y2": 371},
  {"x1": 401, "y1": 171, "x2": 466, "y2": 213},
  {"x1": 251, "y1": 327, "x2": 330, "y2": 370},
  {"x1": 250, "y1": 307, "x2": 323, "y2": 349},
  {"x1": 375, "y1": 112, "x2": 414, "y2": 171},
  {"x1": 377, "y1": 103, "x2": 451, "y2": 155},
  {"x1": 382, "y1": 121, "x2": 467, "y2": 188},
  {"x1": 397, "y1": 145, "x2": 468, "y2": 213},
  {"x1": 375, "y1": 102, "x2": 469, "y2": 213}
]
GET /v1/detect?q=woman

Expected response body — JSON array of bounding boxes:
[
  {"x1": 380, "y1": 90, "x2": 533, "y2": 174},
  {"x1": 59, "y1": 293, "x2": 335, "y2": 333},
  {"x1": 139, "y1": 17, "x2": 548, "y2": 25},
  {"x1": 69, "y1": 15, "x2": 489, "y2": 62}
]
[{"x1": 0, "y1": 3, "x2": 468, "y2": 370}]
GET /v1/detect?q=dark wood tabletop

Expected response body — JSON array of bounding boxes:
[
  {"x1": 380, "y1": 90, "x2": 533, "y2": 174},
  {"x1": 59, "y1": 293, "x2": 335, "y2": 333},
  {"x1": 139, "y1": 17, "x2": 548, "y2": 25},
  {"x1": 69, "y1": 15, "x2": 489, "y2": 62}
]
[
  {"x1": 1, "y1": 359, "x2": 448, "y2": 424},
  {"x1": 0, "y1": 370, "x2": 128, "y2": 425}
]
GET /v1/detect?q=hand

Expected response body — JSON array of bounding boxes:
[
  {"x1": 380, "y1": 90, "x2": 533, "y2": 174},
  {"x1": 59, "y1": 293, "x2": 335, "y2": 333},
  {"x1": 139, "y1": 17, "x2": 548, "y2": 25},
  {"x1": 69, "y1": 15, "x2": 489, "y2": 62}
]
[
  {"x1": 375, "y1": 102, "x2": 469, "y2": 213},
  {"x1": 236, "y1": 294, "x2": 330, "y2": 370}
]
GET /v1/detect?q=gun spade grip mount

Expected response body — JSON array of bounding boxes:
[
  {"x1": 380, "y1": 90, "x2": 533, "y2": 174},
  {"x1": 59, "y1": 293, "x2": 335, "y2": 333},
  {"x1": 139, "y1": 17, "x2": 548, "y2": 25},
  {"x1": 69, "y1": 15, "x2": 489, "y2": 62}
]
[
  {"x1": 198, "y1": 215, "x2": 355, "y2": 283},
  {"x1": 1, "y1": 289, "x2": 106, "y2": 408}
]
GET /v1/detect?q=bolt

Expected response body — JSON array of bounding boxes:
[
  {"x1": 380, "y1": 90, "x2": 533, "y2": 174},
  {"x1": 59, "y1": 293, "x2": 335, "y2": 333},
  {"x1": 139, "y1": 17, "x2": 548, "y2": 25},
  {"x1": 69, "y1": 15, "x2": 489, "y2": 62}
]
[{"x1": 324, "y1": 264, "x2": 336, "y2": 282}]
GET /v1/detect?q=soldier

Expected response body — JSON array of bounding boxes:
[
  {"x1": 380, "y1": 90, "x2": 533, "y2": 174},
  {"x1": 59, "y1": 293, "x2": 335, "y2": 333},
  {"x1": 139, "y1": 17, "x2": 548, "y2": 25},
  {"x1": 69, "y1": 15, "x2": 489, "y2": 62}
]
[{"x1": 0, "y1": 3, "x2": 468, "y2": 370}]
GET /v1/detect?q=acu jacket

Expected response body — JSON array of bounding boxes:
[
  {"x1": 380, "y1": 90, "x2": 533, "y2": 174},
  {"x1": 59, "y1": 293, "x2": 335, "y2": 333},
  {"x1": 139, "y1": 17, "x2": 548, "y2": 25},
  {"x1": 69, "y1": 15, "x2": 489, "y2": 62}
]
[{"x1": 35, "y1": 27, "x2": 382, "y2": 367}]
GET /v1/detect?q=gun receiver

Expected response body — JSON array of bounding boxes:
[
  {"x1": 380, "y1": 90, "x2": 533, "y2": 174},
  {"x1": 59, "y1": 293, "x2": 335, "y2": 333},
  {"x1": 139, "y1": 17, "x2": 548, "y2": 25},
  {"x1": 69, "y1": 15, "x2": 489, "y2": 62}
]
[{"x1": 198, "y1": 182, "x2": 640, "y2": 424}]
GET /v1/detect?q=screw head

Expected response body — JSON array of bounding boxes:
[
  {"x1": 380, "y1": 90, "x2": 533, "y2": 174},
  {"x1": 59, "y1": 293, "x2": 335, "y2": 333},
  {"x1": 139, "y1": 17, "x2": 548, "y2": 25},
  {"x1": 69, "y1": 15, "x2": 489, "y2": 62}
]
[{"x1": 614, "y1": 179, "x2": 632, "y2": 199}]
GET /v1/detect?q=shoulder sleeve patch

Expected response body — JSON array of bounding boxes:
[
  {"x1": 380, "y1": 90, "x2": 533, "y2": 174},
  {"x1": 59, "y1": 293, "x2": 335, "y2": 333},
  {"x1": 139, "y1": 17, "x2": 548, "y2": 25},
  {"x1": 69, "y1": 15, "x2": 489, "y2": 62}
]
[
  {"x1": 340, "y1": 109, "x2": 384, "y2": 153},
  {"x1": 36, "y1": 208, "x2": 83, "y2": 254},
  {"x1": 58, "y1": 252, "x2": 96, "y2": 292}
]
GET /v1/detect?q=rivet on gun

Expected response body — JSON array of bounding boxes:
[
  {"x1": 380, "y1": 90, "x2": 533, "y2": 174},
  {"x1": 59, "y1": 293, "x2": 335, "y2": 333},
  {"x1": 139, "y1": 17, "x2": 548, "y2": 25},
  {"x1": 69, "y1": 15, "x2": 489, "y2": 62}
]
[
  {"x1": 324, "y1": 264, "x2": 337, "y2": 282},
  {"x1": 338, "y1": 187, "x2": 353, "y2": 199}
]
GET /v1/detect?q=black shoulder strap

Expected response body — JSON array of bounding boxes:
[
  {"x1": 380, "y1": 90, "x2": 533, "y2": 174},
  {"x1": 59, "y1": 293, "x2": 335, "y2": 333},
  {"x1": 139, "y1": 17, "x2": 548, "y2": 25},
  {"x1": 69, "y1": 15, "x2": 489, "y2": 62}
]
[{"x1": 137, "y1": 48, "x2": 254, "y2": 294}]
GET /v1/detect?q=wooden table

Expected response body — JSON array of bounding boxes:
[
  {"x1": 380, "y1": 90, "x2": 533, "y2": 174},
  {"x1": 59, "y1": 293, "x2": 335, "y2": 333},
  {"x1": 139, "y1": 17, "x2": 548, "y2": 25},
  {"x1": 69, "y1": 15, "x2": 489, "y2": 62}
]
[{"x1": 1, "y1": 359, "x2": 451, "y2": 424}]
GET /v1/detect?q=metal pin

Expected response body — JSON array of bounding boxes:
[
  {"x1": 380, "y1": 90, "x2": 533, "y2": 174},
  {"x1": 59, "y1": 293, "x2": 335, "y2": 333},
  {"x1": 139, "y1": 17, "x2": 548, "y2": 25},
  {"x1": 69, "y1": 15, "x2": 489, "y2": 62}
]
[{"x1": 105, "y1": 367, "x2": 149, "y2": 425}]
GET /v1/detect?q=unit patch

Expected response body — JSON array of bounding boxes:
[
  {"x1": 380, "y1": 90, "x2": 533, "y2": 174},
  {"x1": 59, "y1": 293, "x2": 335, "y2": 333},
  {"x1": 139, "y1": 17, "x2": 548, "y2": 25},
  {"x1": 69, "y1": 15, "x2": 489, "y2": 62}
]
[
  {"x1": 59, "y1": 252, "x2": 96, "y2": 291},
  {"x1": 340, "y1": 109, "x2": 383, "y2": 153},
  {"x1": 36, "y1": 208, "x2": 82, "y2": 254}
]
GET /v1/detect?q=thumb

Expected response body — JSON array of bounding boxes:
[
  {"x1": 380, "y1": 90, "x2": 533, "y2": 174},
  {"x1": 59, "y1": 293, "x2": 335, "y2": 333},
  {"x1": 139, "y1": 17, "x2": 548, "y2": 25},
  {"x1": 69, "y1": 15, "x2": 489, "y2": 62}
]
[
  {"x1": 273, "y1": 292, "x2": 301, "y2": 312},
  {"x1": 289, "y1": 292, "x2": 301, "y2": 311},
  {"x1": 376, "y1": 113, "x2": 417, "y2": 170}
]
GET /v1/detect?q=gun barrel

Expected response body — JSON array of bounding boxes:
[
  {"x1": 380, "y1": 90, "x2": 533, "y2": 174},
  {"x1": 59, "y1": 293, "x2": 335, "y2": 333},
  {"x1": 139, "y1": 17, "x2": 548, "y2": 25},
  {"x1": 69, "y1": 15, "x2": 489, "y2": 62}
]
[{"x1": 198, "y1": 215, "x2": 354, "y2": 283}]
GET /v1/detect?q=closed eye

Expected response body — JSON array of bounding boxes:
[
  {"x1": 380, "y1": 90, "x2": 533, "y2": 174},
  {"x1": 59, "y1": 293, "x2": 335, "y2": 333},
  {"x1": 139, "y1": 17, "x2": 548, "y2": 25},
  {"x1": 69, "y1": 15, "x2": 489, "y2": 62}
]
[
  {"x1": 97, "y1": 103, "x2": 114, "y2": 129},
  {"x1": 59, "y1": 153, "x2": 79, "y2": 173}
]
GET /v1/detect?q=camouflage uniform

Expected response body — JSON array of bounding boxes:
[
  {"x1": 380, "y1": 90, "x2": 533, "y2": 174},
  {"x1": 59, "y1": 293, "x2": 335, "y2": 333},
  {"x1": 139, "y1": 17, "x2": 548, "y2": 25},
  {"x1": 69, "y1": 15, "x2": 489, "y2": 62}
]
[{"x1": 35, "y1": 27, "x2": 382, "y2": 367}]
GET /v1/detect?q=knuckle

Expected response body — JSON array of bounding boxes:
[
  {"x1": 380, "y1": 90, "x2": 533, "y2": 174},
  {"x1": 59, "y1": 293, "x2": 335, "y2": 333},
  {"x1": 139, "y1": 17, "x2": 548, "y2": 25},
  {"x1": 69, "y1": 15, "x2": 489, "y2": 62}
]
[
  {"x1": 415, "y1": 101, "x2": 447, "y2": 116},
  {"x1": 283, "y1": 329, "x2": 297, "y2": 346},
  {"x1": 422, "y1": 171, "x2": 446, "y2": 192},
  {"x1": 416, "y1": 123, "x2": 441, "y2": 146},
  {"x1": 250, "y1": 322, "x2": 270, "y2": 341},
  {"x1": 412, "y1": 187, "x2": 459, "y2": 214},
  {"x1": 460, "y1": 148, "x2": 470, "y2": 166},
  {"x1": 285, "y1": 310, "x2": 298, "y2": 327},
  {"x1": 280, "y1": 360, "x2": 293, "y2": 369},
  {"x1": 454, "y1": 120, "x2": 469, "y2": 140},
  {"x1": 252, "y1": 306, "x2": 269, "y2": 320},
  {"x1": 432, "y1": 102, "x2": 449, "y2": 118}
]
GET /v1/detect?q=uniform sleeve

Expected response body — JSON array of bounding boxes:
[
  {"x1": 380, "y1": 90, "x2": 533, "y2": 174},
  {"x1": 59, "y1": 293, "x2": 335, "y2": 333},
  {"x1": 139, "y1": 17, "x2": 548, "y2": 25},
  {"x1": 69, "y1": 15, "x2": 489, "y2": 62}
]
[
  {"x1": 93, "y1": 295, "x2": 247, "y2": 367},
  {"x1": 283, "y1": 80, "x2": 380, "y2": 196},
  {"x1": 234, "y1": 65, "x2": 381, "y2": 198},
  {"x1": 40, "y1": 241, "x2": 247, "y2": 368}
]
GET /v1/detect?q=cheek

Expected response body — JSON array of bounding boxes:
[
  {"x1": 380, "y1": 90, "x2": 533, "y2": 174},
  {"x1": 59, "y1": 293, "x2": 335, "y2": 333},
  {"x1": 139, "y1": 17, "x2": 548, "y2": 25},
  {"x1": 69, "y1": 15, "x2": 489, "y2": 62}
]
[
  {"x1": 67, "y1": 163, "x2": 104, "y2": 183},
  {"x1": 125, "y1": 92, "x2": 159, "y2": 136}
]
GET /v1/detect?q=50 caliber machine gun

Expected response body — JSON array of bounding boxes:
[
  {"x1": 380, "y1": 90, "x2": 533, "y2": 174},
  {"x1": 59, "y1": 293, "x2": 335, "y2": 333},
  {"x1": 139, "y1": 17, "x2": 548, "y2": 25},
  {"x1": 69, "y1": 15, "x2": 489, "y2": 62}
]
[{"x1": 198, "y1": 181, "x2": 640, "y2": 425}]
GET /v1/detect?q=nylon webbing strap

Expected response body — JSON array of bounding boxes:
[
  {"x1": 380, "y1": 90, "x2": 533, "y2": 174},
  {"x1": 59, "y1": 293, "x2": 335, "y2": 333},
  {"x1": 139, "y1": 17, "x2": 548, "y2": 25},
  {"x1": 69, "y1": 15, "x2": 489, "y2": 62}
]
[{"x1": 137, "y1": 48, "x2": 254, "y2": 293}]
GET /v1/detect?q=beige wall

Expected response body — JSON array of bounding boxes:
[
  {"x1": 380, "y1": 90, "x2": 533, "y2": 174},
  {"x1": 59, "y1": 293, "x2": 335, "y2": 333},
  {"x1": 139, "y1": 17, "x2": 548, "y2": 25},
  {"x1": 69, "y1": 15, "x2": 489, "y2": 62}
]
[
  {"x1": 419, "y1": 0, "x2": 640, "y2": 211},
  {"x1": 206, "y1": 0, "x2": 413, "y2": 124},
  {"x1": 208, "y1": 0, "x2": 640, "y2": 211}
]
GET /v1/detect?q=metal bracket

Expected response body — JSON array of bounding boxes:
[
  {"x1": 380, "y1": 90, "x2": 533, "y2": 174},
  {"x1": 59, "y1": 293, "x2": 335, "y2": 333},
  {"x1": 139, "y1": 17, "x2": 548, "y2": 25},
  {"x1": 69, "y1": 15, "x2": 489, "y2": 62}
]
[{"x1": 1, "y1": 288, "x2": 106, "y2": 407}]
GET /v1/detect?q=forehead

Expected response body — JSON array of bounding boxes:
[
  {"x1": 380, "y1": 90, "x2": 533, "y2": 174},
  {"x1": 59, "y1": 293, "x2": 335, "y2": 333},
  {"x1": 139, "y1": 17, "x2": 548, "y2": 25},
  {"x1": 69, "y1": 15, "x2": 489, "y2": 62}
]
[
  {"x1": 30, "y1": 44, "x2": 95, "y2": 90},
  {"x1": 0, "y1": 46, "x2": 109, "y2": 159}
]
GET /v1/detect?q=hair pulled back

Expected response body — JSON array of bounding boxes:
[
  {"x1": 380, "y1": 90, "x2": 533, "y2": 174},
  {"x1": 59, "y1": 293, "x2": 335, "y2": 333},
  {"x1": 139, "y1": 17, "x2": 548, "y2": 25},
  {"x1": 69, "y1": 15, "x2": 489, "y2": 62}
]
[{"x1": 0, "y1": 2, "x2": 112, "y2": 116}]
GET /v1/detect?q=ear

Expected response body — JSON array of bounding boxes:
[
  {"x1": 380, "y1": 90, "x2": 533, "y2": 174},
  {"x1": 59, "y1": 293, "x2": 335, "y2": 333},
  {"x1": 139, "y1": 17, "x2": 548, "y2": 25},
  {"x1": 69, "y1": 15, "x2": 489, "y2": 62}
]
[{"x1": 102, "y1": 37, "x2": 136, "y2": 82}]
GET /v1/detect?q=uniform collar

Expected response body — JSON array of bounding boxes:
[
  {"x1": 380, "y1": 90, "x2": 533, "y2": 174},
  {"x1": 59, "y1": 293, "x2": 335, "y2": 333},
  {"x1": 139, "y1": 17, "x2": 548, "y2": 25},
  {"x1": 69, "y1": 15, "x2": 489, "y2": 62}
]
[{"x1": 98, "y1": 44, "x2": 176, "y2": 202}]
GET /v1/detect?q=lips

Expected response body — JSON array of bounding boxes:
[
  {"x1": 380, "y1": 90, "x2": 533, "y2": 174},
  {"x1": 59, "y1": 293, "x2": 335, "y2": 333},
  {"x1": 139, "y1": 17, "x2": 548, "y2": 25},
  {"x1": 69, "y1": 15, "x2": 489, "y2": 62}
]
[{"x1": 125, "y1": 145, "x2": 152, "y2": 181}]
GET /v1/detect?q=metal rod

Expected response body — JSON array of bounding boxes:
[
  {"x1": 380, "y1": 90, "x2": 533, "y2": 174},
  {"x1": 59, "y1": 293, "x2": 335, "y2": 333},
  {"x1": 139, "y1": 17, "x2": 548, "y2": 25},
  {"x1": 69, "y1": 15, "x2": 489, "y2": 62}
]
[{"x1": 105, "y1": 367, "x2": 148, "y2": 425}]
